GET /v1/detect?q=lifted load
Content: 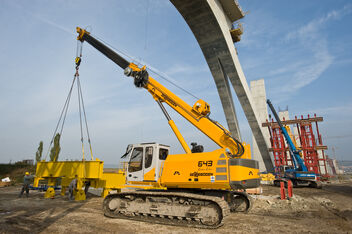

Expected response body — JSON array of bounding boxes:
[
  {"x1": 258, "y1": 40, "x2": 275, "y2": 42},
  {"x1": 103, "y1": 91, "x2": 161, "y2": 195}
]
[{"x1": 34, "y1": 159, "x2": 126, "y2": 200}]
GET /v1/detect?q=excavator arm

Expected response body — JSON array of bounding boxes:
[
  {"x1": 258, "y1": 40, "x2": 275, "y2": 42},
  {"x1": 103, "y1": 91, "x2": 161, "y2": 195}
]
[{"x1": 76, "y1": 27, "x2": 244, "y2": 157}]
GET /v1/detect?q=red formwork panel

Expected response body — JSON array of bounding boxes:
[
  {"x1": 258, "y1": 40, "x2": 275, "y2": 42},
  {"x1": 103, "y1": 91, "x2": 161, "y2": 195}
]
[
  {"x1": 298, "y1": 120, "x2": 320, "y2": 175},
  {"x1": 267, "y1": 120, "x2": 293, "y2": 173},
  {"x1": 265, "y1": 114, "x2": 329, "y2": 178}
]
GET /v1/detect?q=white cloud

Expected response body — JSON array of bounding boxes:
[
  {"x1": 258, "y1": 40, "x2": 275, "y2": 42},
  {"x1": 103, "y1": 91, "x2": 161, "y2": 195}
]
[
  {"x1": 306, "y1": 102, "x2": 352, "y2": 116},
  {"x1": 271, "y1": 5, "x2": 352, "y2": 101},
  {"x1": 286, "y1": 4, "x2": 352, "y2": 41},
  {"x1": 165, "y1": 64, "x2": 208, "y2": 76},
  {"x1": 8, "y1": 1, "x2": 75, "y2": 36}
]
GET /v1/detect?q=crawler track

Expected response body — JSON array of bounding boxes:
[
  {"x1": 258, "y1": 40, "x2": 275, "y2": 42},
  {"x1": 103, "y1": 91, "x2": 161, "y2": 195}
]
[
  {"x1": 103, "y1": 191, "x2": 230, "y2": 229},
  {"x1": 230, "y1": 191, "x2": 252, "y2": 212}
]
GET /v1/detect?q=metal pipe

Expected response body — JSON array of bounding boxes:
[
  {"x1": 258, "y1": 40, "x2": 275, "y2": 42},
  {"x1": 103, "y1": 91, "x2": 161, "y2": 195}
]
[
  {"x1": 76, "y1": 27, "x2": 130, "y2": 69},
  {"x1": 156, "y1": 100, "x2": 191, "y2": 154}
]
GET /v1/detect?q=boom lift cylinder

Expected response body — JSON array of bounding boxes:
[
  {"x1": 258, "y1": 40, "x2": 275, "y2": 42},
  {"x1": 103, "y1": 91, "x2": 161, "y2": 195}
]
[{"x1": 156, "y1": 100, "x2": 192, "y2": 154}]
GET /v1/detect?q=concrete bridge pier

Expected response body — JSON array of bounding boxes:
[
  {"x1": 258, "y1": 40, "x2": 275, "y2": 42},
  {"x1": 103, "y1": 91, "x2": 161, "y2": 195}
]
[{"x1": 171, "y1": 0, "x2": 274, "y2": 172}]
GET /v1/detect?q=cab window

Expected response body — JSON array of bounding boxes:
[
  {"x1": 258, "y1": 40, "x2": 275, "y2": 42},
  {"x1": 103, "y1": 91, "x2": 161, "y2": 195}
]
[
  {"x1": 128, "y1": 147, "x2": 143, "y2": 172},
  {"x1": 159, "y1": 148, "x2": 169, "y2": 160},
  {"x1": 144, "y1": 147, "x2": 153, "y2": 168}
]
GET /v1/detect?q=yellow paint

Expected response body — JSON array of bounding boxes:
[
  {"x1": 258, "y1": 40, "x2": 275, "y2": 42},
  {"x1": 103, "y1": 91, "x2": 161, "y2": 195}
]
[
  {"x1": 74, "y1": 28, "x2": 261, "y2": 196},
  {"x1": 97, "y1": 171, "x2": 126, "y2": 189},
  {"x1": 124, "y1": 183, "x2": 165, "y2": 190},
  {"x1": 192, "y1": 99, "x2": 210, "y2": 116},
  {"x1": 241, "y1": 143, "x2": 251, "y2": 159},
  {"x1": 35, "y1": 160, "x2": 126, "y2": 200},
  {"x1": 229, "y1": 23, "x2": 243, "y2": 43},
  {"x1": 143, "y1": 168, "x2": 156, "y2": 181},
  {"x1": 44, "y1": 187, "x2": 55, "y2": 198},
  {"x1": 60, "y1": 187, "x2": 67, "y2": 196},
  {"x1": 229, "y1": 165, "x2": 260, "y2": 181},
  {"x1": 160, "y1": 149, "x2": 230, "y2": 190},
  {"x1": 35, "y1": 159, "x2": 104, "y2": 179},
  {"x1": 126, "y1": 62, "x2": 247, "y2": 157},
  {"x1": 168, "y1": 120, "x2": 191, "y2": 154},
  {"x1": 285, "y1": 125, "x2": 298, "y2": 147},
  {"x1": 260, "y1": 173, "x2": 275, "y2": 181},
  {"x1": 76, "y1": 27, "x2": 89, "y2": 41},
  {"x1": 74, "y1": 190, "x2": 86, "y2": 201},
  {"x1": 101, "y1": 188, "x2": 111, "y2": 198}
]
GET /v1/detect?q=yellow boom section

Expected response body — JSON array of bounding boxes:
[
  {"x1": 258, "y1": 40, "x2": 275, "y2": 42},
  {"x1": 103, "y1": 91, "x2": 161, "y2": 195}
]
[
  {"x1": 127, "y1": 63, "x2": 245, "y2": 157},
  {"x1": 76, "y1": 27, "x2": 245, "y2": 157}
]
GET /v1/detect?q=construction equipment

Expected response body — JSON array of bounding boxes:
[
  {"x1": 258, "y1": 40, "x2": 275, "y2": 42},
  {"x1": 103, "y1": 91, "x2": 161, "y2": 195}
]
[
  {"x1": 263, "y1": 114, "x2": 329, "y2": 180},
  {"x1": 34, "y1": 159, "x2": 126, "y2": 200},
  {"x1": 76, "y1": 27, "x2": 260, "y2": 228},
  {"x1": 267, "y1": 99, "x2": 322, "y2": 188}
]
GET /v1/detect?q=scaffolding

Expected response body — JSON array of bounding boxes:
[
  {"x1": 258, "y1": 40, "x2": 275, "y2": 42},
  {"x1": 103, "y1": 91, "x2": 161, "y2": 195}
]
[{"x1": 263, "y1": 114, "x2": 329, "y2": 179}]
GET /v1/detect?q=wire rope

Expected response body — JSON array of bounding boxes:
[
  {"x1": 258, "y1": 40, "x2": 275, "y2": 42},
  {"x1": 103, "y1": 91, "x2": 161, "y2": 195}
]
[
  {"x1": 77, "y1": 74, "x2": 85, "y2": 160},
  {"x1": 93, "y1": 35, "x2": 200, "y2": 100},
  {"x1": 77, "y1": 76, "x2": 94, "y2": 160},
  {"x1": 45, "y1": 74, "x2": 77, "y2": 161}
]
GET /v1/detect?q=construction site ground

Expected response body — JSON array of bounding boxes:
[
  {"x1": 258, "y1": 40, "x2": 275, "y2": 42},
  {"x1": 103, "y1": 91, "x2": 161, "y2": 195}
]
[{"x1": 1, "y1": 181, "x2": 351, "y2": 233}]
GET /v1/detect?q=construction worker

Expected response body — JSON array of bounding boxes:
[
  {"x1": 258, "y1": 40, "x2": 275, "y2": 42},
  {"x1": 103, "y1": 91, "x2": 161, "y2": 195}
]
[
  {"x1": 68, "y1": 176, "x2": 78, "y2": 201},
  {"x1": 19, "y1": 172, "x2": 34, "y2": 198},
  {"x1": 84, "y1": 181, "x2": 91, "y2": 196}
]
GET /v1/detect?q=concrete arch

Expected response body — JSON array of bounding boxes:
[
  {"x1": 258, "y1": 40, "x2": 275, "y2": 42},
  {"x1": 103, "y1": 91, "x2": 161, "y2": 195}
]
[{"x1": 170, "y1": 0, "x2": 274, "y2": 172}]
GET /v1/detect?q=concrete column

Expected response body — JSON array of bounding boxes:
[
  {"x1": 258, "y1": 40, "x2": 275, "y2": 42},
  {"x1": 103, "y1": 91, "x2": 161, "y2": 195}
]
[
  {"x1": 317, "y1": 150, "x2": 327, "y2": 175},
  {"x1": 171, "y1": 0, "x2": 274, "y2": 171},
  {"x1": 278, "y1": 110, "x2": 295, "y2": 167},
  {"x1": 250, "y1": 79, "x2": 271, "y2": 172},
  {"x1": 215, "y1": 58, "x2": 242, "y2": 140},
  {"x1": 279, "y1": 111, "x2": 289, "y2": 121},
  {"x1": 325, "y1": 157, "x2": 334, "y2": 175}
]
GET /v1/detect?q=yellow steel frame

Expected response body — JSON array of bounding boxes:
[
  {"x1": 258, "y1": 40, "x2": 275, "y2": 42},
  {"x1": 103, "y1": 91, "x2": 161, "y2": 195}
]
[{"x1": 34, "y1": 159, "x2": 126, "y2": 200}]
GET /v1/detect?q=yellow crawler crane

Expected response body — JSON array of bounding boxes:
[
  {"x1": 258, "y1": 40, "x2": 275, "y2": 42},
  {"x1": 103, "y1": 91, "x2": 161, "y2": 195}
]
[{"x1": 76, "y1": 27, "x2": 260, "y2": 228}]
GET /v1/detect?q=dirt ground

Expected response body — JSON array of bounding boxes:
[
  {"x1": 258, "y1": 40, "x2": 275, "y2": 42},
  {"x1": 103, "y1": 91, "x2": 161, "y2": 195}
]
[{"x1": 1, "y1": 181, "x2": 351, "y2": 234}]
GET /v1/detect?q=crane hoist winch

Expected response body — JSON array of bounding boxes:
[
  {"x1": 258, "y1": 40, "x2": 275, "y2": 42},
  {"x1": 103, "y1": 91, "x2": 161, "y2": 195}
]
[{"x1": 76, "y1": 26, "x2": 260, "y2": 229}]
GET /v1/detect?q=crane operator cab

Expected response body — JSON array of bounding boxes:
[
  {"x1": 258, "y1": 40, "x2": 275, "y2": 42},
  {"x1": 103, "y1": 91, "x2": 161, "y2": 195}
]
[
  {"x1": 124, "y1": 142, "x2": 260, "y2": 190},
  {"x1": 124, "y1": 143, "x2": 169, "y2": 185}
]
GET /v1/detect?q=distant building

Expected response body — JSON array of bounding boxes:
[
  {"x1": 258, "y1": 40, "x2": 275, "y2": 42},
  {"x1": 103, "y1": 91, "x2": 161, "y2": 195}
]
[
  {"x1": 333, "y1": 160, "x2": 344, "y2": 174},
  {"x1": 21, "y1": 159, "x2": 34, "y2": 165},
  {"x1": 325, "y1": 156, "x2": 336, "y2": 175}
]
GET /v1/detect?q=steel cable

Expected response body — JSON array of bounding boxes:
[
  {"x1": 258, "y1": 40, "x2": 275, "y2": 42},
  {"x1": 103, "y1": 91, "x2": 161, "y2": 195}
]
[
  {"x1": 77, "y1": 76, "x2": 94, "y2": 160},
  {"x1": 45, "y1": 73, "x2": 77, "y2": 161},
  {"x1": 93, "y1": 35, "x2": 200, "y2": 100}
]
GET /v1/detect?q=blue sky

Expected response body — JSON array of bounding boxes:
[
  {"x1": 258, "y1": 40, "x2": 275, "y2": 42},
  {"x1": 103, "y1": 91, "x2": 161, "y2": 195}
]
[{"x1": 0, "y1": 0, "x2": 351, "y2": 164}]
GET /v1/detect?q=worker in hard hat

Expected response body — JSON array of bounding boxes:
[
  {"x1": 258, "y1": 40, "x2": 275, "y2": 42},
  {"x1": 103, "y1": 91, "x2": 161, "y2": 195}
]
[{"x1": 18, "y1": 172, "x2": 34, "y2": 198}]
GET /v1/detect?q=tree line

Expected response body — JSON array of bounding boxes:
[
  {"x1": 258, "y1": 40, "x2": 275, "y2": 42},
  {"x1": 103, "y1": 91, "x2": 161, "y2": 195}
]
[{"x1": 35, "y1": 133, "x2": 61, "y2": 163}]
